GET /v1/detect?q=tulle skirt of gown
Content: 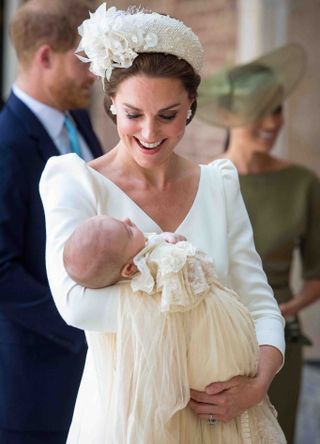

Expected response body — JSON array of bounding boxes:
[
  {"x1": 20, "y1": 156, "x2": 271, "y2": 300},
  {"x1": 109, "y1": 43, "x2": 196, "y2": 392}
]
[
  {"x1": 67, "y1": 240, "x2": 286, "y2": 443},
  {"x1": 67, "y1": 285, "x2": 286, "y2": 443}
]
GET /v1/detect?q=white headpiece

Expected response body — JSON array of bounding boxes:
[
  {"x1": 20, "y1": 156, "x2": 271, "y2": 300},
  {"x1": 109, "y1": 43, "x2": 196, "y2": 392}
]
[{"x1": 76, "y1": 3, "x2": 204, "y2": 81}]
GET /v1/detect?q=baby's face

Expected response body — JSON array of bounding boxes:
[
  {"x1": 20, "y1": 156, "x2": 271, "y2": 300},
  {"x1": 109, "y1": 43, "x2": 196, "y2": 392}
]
[{"x1": 112, "y1": 218, "x2": 146, "y2": 262}]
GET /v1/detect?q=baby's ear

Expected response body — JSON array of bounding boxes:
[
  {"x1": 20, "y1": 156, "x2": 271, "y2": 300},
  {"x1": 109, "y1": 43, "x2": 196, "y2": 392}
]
[{"x1": 120, "y1": 261, "x2": 138, "y2": 278}]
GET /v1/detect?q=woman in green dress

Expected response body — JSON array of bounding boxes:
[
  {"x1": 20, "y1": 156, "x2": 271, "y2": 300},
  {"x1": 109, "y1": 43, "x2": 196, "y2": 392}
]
[{"x1": 197, "y1": 44, "x2": 320, "y2": 444}]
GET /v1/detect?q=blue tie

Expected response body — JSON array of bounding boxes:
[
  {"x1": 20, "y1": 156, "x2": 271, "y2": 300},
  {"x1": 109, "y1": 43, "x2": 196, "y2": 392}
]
[{"x1": 64, "y1": 114, "x2": 82, "y2": 157}]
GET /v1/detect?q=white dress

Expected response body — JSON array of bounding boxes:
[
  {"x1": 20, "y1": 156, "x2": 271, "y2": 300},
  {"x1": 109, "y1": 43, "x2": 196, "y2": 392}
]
[{"x1": 40, "y1": 154, "x2": 286, "y2": 443}]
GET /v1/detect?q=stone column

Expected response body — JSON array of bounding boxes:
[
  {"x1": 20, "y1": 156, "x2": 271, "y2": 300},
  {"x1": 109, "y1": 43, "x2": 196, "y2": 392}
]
[
  {"x1": 2, "y1": 0, "x2": 19, "y2": 99},
  {"x1": 237, "y1": 0, "x2": 289, "y2": 157}
]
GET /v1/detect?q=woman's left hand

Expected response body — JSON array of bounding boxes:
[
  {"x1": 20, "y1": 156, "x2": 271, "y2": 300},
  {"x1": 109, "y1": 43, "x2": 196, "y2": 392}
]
[
  {"x1": 189, "y1": 374, "x2": 265, "y2": 423},
  {"x1": 189, "y1": 345, "x2": 283, "y2": 423},
  {"x1": 279, "y1": 299, "x2": 300, "y2": 317},
  {"x1": 280, "y1": 280, "x2": 320, "y2": 318}
]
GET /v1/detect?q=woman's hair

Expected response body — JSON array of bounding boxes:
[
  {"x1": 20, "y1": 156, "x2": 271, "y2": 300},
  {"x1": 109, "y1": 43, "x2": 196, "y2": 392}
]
[
  {"x1": 10, "y1": 0, "x2": 92, "y2": 65},
  {"x1": 223, "y1": 130, "x2": 231, "y2": 152},
  {"x1": 103, "y1": 52, "x2": 201, "y2": 124}
]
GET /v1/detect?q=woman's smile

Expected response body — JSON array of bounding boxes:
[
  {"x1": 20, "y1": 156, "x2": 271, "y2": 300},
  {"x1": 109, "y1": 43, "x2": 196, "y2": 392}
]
[
  {"x1": 255, "y1": 130, "x2": 278, "y2": 141},
  {"x1": 134, "y1": 136, "x2": 166, "y2": 153}
]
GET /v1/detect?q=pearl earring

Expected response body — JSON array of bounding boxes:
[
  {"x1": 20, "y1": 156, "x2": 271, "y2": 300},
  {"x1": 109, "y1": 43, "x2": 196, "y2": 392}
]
[
  {"x1": 110, "y1": 104, "x2": 117, "y2": 115},
  {"x1": 187, "y1": 109, "x2": 192, "y2": 121}
]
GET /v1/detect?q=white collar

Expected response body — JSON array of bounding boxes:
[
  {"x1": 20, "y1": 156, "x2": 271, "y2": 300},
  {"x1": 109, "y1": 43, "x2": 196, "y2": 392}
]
[{"x1": 12, "y1": 84, "x2": 65, "y2": 139}]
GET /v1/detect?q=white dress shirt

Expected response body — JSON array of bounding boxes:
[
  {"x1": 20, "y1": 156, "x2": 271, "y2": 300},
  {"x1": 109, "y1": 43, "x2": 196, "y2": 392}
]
[{"x1": 12, "y1": 84, "x2": 94, "y2": 161}]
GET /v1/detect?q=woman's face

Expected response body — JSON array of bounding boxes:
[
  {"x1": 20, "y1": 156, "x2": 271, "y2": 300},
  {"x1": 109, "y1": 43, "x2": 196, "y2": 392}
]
[
  {"x1": 112, "y1": 75, "x2": 192, "y2": 169},
  {"x1": 232, "y1": 107, "x2": 284, "y2": 153}
]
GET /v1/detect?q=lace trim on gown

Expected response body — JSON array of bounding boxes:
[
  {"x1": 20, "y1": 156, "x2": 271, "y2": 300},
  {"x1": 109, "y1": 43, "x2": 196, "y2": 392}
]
[{"x1": 132, "y1": 236, "x2": 231, "y2": 312}]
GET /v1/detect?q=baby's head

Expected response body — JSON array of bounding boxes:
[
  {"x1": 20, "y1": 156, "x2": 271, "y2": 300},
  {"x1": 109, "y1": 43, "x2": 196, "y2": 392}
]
[{"x1": 63, "y1": 215, "x2": 146, "y2": 288}]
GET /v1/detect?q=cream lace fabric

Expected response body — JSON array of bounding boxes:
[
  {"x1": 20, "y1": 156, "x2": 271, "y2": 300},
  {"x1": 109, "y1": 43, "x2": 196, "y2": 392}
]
[
  {"x1": 132, "y1": 235, "x2": 214, "y2": 312},
  {"x1": 88, "y1": 237, "x2": 286, "y2": 443}
]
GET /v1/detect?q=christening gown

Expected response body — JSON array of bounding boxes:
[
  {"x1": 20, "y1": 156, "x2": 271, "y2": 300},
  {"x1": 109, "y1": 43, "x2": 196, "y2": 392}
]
[
  {"x1": 40, "y1": 154, "x2": 286, "y2": 444},
  {"x1": 104, "y1": 234, "x2": 286, "y2": 443}
]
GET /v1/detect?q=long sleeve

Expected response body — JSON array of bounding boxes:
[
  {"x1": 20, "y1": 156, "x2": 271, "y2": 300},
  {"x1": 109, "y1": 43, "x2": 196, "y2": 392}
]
[
  {"x1": 40, "y1": 154, "x2": 119, "y2": 332},
  {"x1": 215, "y1": 159, "x2": 285, "y2": 357},
  {"x1": 301, "y1": 171, "x2": 320, "y2": 280}
]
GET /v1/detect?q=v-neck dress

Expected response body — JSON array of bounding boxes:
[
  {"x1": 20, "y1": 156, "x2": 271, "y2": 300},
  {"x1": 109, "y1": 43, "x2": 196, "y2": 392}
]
[{"x1": 40, "y1": 154, "x2": 285, "y2": 443}]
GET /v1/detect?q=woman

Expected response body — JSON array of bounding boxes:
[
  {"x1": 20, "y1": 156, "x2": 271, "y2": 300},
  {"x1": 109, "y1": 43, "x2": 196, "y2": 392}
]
[
  {"x1": 198, "y1": 44, "x2": 320, "y2": 443},
  {"x1": 40, "y1": 4, "x2": 285, "y2": 443}
]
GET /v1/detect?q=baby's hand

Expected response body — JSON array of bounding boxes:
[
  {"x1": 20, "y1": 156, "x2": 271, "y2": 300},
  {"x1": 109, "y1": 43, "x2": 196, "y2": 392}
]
[{"x1": 162, "y1": 232, "x2": 186, "y2": 244}]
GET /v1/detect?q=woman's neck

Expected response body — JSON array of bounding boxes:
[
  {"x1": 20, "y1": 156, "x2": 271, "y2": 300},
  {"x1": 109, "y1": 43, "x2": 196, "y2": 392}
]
[
  {"x1": 224, "y1": 143, "x2": 289, "y2": 175},
  {"x1": 224, "y1": 148, "x2": 269, "y2": 174},
  {"x1": 91, "y1": 143, "x2": 193, "y2": 189}
]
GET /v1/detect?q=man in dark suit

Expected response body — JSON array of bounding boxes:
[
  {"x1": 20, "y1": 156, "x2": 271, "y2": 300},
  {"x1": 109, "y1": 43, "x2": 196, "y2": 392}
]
[{"x1": 0, "y1": 1, "x2": 103, "y2": 443}]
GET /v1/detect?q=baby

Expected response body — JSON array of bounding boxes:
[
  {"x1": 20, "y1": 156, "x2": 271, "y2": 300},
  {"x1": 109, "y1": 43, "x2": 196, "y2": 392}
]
[
  {"x1": 63, "y1": 215, "x2": 185, "y2": 288},
  {"x1": 63, "y1": 215, "x2": 285, "y2": 444}
]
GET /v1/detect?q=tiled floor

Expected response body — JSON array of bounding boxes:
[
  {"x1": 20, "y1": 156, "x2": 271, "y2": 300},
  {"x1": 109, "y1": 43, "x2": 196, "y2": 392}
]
[{"x1": 295, "y1": 361, "x2": 320, "y2": 444}]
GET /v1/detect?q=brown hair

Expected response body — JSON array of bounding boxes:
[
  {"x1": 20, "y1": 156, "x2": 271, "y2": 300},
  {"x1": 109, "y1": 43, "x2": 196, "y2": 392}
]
[
  {"x1": 10, "y1": 0, "x2": 92, "y2": 65},
  {"x1": 103, "y1": 52, "x2": 201, "y2": 124}
]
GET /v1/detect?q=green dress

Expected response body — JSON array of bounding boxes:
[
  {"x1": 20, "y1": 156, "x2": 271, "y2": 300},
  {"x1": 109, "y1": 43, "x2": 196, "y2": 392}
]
[{"x1": 239, "y1": 164, "x2": 320, "y2": 444}]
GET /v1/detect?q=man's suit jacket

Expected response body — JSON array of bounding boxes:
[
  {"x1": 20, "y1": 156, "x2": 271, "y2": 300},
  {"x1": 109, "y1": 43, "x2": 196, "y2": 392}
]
[{"x1": 0, "y1": 92, "x2": 103, "y2": 431}]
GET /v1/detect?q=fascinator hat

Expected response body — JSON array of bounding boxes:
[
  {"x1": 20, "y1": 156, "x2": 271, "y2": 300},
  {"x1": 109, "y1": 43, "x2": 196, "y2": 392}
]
[
  {"x1": 197, "y1": 44, "x2": 307, "y2": 127},
  {"x1": 76, "y1": 2, "x2": 204, "y2": 81}
]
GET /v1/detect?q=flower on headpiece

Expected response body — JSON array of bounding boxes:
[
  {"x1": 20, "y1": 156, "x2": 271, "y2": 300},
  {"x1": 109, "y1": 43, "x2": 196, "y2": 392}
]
[{"x1": 76, "y1": 2, "x2": 158, "y2": 80}]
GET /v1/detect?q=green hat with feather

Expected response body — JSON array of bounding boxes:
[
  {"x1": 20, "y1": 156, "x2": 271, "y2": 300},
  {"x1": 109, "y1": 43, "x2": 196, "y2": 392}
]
[{"x1": 197, "y1": 43, "x2": 307, "y2": 127}]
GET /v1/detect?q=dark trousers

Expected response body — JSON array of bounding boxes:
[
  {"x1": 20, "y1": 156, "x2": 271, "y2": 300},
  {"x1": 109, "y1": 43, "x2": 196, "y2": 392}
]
[{"x1": 0, "y1": 429, "x2": 68, "y2": 444}]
